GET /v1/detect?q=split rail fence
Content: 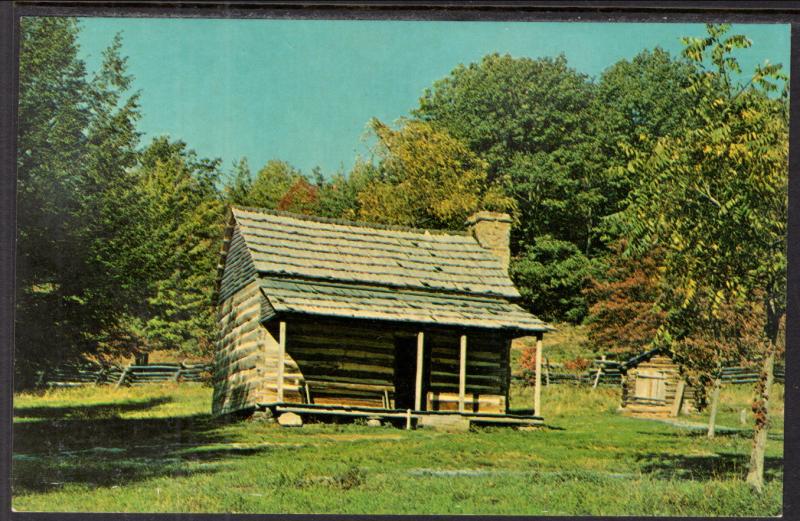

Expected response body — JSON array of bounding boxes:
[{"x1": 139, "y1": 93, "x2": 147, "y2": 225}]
[
  {"x1": 35, "y1": 362, "x2": 212, "y2": 388},
  {"x1": 36, "y1": 359, "x2": 785, "y2": 389},
  {"x1": 514, "y1": 360, "x2": 785, "y2": 387}
]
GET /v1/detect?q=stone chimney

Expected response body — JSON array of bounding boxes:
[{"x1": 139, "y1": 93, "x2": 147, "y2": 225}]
[{"x1": 466, "y1": 211, "x2": 512, "y2": 272}]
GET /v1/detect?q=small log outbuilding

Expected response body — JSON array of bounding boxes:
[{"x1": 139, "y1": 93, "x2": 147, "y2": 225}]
[
  {"x1": 620, "y1": 347, "x2": 701, "y2": 417},
  {"x1": 213, "y1": 207, "x2": 550, "y2": 426}
]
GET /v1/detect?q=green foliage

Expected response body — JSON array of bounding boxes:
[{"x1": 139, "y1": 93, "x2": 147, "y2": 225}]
[
  {"x1": 413, "y1": 50, "x2": 700, "y2": 322},
  {"x1": 222, "y1": 158, "x2": 253, "y2": 205},
  {"x1": 15, "y1": 19, "x2": 224, "y2": 373},
  {"x1": 247, "y1": 160, "x2": 304, "y2": 209},
  {"x1": 415, "y1": 54, "x2": 594, "y2": 183},
  {"x1": 223, "y1": 158, "x2": 331, "y2": 216},
  {"x1": 15, "y1": 19, "x2": 142, "y2": 385},
  {"x1": 510, "y1": 237, "x2": 593, "y2": 323},
  {"x1": 414, "y1": 54, "x2": 604, "y2": 253},
  {"x1": 115, "y1": 138, "x2": 224, "y2": 356},
  {"x1": 593, "y1": 48, "x2": 697, "y2": 163},
  {"x1": 591, "y1": 48, "x2": 698, "y2": 219},
  {"x1": 617, "y1": 24, "x2": 788, "y2": 489},
  {"x1": 315, "y1": 161, "x2": 378, "y2": 220},
  {"x1": 357, "y1": 119, "x2": 512, "y2": 230},
  {"x1": 620, "y1": 23, "x2": 788, "y2": 364},
  {"x1": 16, "y1": 18, "x2": 90, "y2": 382}
]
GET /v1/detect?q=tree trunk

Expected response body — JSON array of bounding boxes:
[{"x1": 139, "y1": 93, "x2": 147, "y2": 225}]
[
  {"x1": 707, "y1": 376, "x2": 722, "y2": 439},
  {"x1": 745, "y1": 298, "x2": 781, "y2": 492},
  {"x1": 745, "y1": 348, "x2": 775, "y2": 492}
]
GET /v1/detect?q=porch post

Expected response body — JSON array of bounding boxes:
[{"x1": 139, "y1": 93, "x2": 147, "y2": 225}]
[
  {"x1": 459, "y1": 334, "x2": 467, "y2": 413},
  {"x1": 414, "y1": 331, "x2": 425, "y2": 411},
  {"x1": 277, "y1": 321, "x2": 286, "y2": 402},
  {"x1": 534, "y1": 332, "x2": 543, "y2": 416}
]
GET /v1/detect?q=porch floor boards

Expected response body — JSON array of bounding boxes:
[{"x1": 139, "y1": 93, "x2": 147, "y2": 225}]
[{"x1": 259, "y1": 401, "x2": 544, "y2": 427}]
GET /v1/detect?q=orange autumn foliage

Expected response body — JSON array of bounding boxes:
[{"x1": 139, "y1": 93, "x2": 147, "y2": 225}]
[{"x1": 584, "y1": 244, "x2": 666, "y2": 359}]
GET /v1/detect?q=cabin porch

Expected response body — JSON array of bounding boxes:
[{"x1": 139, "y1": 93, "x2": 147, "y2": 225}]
[
  {"x1": 255, "y1": 402, "x2": 544, "y2": 429},
  {"x1": 259, "y1": 315, "x2": 546, "y2": 428}
]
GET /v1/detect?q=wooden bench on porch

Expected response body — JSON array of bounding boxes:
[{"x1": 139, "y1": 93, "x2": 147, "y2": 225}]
[{"x1": 300, "y1": 379, "x2": 394, "y2": 409}]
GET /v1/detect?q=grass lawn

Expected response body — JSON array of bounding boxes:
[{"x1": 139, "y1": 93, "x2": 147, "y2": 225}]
[{"x1": 12, "y1": 381, "x2": 783, "y2": 515}]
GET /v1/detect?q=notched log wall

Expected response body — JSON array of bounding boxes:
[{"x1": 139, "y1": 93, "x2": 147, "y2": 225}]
[
  {"x1": 213, "y1": 223, "x2": 277, "y2": 415},
  {"x1": 283, "y1": 318, "x2": 399, "y2": 408},
  {"x1": 213, "y1": 280, "x2": 279, "y2": 414},
  {"x1": 621, "y1": 355, "x2": 699, "y2": 416}
]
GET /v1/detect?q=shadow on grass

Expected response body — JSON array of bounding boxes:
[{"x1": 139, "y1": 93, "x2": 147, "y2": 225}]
[
  {"x1": 636, "y1": 429, "x2": 783, "y2": 442},
  {"x1": 12, "y1": 398, "x2": 267, "y2": 494},
  {"x1": 14, "y1": 397, "x2": 173, "y2": 420},
  {"x1": 637, "y1": 452, "x2": 783, "y2": 482}
]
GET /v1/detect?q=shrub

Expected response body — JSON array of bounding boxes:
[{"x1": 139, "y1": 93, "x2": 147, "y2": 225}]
[
  {"x1": 584, "y1": 243, "x2": 665, "y2": 359},
  {"x1": 518, "y1": 346, "x2": 538, "y2": 384},
  {"x1": 563, "y1": 357, "x2": 591, "y2": 372}
]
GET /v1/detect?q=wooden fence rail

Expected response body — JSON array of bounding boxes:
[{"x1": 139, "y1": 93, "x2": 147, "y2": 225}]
[
  {"x1": 514, "y1": 361, "x2": 785, "y2": 387},
  {"x1": 38, "y1": 360, "x2": 784, "y2": 389},
  {"x1": 35, "y1": 362, "x2": 212, "y2": 388}
]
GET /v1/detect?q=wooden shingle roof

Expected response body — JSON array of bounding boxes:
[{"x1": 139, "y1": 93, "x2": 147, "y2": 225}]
[
  {"x1": 220, "y1": 207, "x2": 549, "y2": 333},
  {"x1": 233, "y1": 206, "x2": 520, "y2": 298}
]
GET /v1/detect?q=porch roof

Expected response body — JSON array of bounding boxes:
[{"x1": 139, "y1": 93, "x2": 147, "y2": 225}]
[{"x1": 259, "y1": 276, "x2": 550, "y2": 333}]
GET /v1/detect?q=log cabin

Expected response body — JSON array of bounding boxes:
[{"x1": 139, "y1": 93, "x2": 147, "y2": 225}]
[
  {"x1": 213, "y1": 207, "x2": 550, "y2": 427},
  {"x1": 620, "y1": 346, "x2": 702, "y2": 417}
]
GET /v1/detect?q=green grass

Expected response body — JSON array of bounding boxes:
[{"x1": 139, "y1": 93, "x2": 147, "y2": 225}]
[{"x1": 12, "y1": 381, "x2": 783, "y2": 515}]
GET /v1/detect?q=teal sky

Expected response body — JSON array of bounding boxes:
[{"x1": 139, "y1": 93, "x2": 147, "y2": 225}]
[{"x1": 76, "y1": 18, "x2": 790, "y2": 176}]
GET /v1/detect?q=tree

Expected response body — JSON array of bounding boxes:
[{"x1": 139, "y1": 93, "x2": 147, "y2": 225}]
[
  {"x1": 510, "y1": 236, "x2": 594, "y2": 323},
  {"x1": 595, "y1": 49, "x2": 696, "y2": 153},
  {"x1": 247, "y1": 160, "x2": 304, "y2": 209},
  {"x1": 591, "y1": 48, "x2": 699, "y2": 224},
  {"x1": 16, "y1": 18, "x2": 91, "y2": 384},
  {"x1": 414, "y1": 54, "x2": 604, "y2": 251},
  {"x1": 15, "y1": 19, "x2": 142, "y2": 384},
  {"x1": 414, "y1": 54, "x2": 594, "y2": 184},
  {"x1": 111, "y1": 138, "x2": 224, "y2": 358},
  {"x1": 276, "y1": 177, "x2": 320, "y2": 215},
  {"x1": 620, "y1": 24, "x2": 788, "y2": 491},
  {"x1": 315, "y1": 160, "x2": 378, "y2": 220},
  {"x1": 223, "y1": 157, "x2": 253, "y2": 205},
  {"x1": 357, "y1": 119, "x2": 511, "y2": 230},
  {"x1": 584, "y1": 243, "x2": 666, "y2": 360},
  {"x1": 79, "y1": 33, "x2": 143, "y2": 353}
]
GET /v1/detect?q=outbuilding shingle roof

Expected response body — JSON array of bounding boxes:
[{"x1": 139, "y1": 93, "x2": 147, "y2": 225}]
[{"x1": 221, "y1": 207, "x2": 549, "y2": 333}]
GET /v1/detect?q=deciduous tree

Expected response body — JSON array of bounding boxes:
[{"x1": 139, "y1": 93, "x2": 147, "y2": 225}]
[
  {"x1": 357, "y1": 119, "x2": 511, "y2": 230},
  {"x1": 620, "y1": 24, "x2": 788, "y2": 491},
  {"x1": 584, "y1": 244, "x2": 666, "y2": 360}
]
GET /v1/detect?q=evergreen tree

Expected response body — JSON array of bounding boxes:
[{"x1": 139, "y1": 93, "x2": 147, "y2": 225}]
[
  {"x1": 315, "y1": 160, "x2": 379, "y2": 220},
  {"x1": 15, "y1": 19, "x2": 141, "y2": 384},
  {"x1": 223, "y1": 157, "x2": 253, "y2": 206},
  {"x1": 118, "y1": 138, "x2": 225, "y2": 357}
]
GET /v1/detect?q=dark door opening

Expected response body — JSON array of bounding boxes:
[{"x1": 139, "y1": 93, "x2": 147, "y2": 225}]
[{"x1": 393, "y1": 336, "x2": 429, "y2": 410}]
